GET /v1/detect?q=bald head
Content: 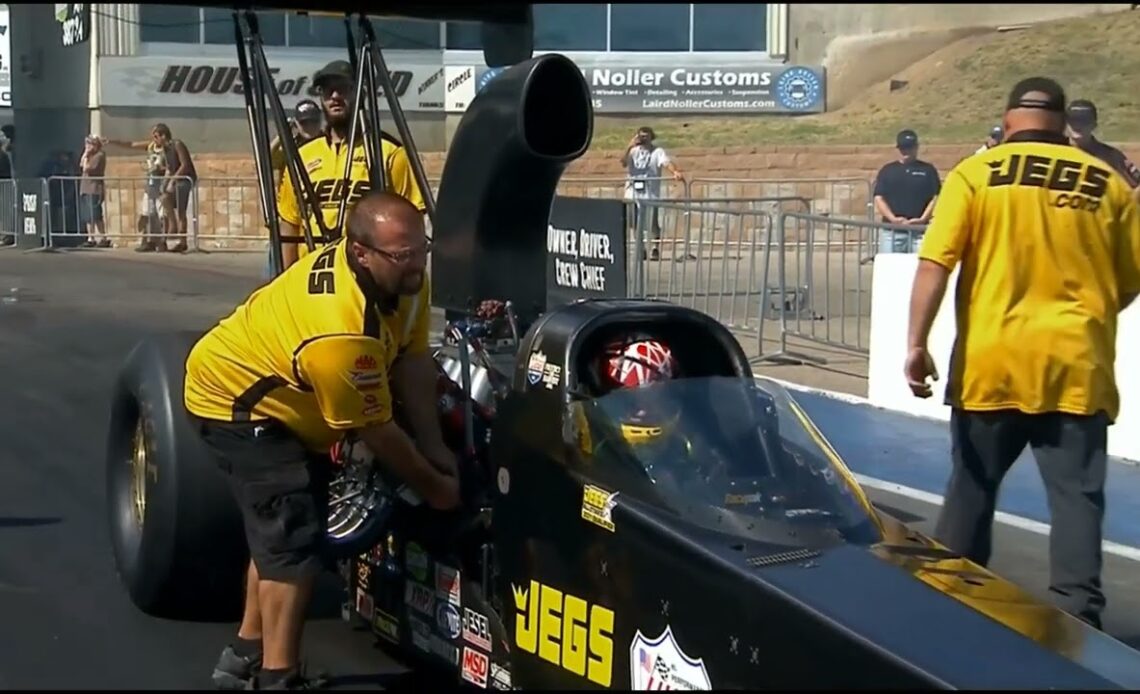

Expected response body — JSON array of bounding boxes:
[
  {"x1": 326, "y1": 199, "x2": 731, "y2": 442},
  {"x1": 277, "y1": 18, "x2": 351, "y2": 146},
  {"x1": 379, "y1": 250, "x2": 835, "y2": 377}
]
[
  {"x1": 346, "y1": 191, "x2": 424, "y2": 247},
  {"x1": 346, "y1": 192, "x2": 428, "y2": 296}
]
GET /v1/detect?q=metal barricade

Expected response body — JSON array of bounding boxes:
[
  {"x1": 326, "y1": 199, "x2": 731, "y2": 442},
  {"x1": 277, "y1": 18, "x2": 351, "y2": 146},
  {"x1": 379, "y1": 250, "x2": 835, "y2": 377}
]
[
  {"x1": 557, "y1": 176, "x2": 690, "y2": 202},
  {"x1": 43, "y1": 175, "x2": 199, "y2": 251},
  {"x1": 626, "y1": 198, "x2": 773, "y2": 342},
  {"x1": 0, "y1": 178, "x2": 18, "y2": 248},
  {"x1": 757, "y1": 212, "x2": 925, "y2": 366},
  {"x1": 690, "y1": 177, "x2": 873, "y2": 221}
]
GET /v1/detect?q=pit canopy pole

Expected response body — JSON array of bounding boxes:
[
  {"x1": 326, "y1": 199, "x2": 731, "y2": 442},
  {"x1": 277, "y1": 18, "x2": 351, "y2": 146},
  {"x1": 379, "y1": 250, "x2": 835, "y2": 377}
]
[
  {"x1": 333, "y1": 41, "x2": 373, "y2": 235},
  {"x1": 354, "y1": 19, "x2": 388, "y2": 195},
  {"x1": 359, "y1": 16, "x2": 438, "y2": 227},
  {"x1": 232, "y1": 11, "x2": 283, "y2": 276},
  {"x1": 246, "y1": 12, "x2": 335, "y2": 251}
]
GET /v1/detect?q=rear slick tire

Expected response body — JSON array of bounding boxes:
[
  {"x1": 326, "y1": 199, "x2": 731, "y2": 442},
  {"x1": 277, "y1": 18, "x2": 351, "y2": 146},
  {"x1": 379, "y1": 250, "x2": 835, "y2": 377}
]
[{"x1": 105, "y1": 332, "x2": 247, "y2": 621}]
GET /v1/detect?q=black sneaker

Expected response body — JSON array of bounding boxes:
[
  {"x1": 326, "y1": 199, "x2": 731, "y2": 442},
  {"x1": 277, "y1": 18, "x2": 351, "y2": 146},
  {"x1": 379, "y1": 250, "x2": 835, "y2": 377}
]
[
  {"x1": 212, "y1": 645, "x2": 262, "y2": 690},
  {"x1": 246, "y1": 666, "x2": 329, "y2": 690}
]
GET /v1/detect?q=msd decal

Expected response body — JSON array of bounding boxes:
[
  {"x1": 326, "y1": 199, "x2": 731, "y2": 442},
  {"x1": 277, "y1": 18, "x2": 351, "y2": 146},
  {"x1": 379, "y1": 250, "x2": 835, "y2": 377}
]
[{"x1": 461, "y1": 647, "x2": 489, "y2": 688}]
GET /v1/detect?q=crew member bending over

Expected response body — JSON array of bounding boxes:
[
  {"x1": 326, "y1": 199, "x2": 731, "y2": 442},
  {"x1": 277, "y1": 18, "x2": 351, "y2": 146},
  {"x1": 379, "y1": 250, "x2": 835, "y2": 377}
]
[
  {"x1": 184, "y1": 192, "x2": 458, "y2": 690},
  {"x1": 277, "y1": 60, "x2": 425, "y2": 270}
]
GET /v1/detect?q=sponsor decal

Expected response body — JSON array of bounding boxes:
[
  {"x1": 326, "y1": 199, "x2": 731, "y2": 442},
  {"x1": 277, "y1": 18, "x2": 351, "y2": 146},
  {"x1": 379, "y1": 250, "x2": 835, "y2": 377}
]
[
  {"x1": 406, "y1": 542, "x2": 429, "y2": 583},
  {"x1": 417, "y1": 67, "x2": 445, "y2": 109},
  {"x1": 349, "y1": 369, "x2": 384, "y2": 391},
  {"x1": 373, "y1": 609, "x2": 400, "y2": 645},
  {"x1": 461, "y1": 647, "x2": 490, "y2": 688},
  {"x1": 406, "y1": 581, "x2": 434, "y2": 616},
  {"x1": 355, "y1": 587, "x2": 374, "y2": 620},
  {"x1": 526, "y1": 351, "x2": 547, "y2": 386},
  {"x1": 489, "y1": 662, "x2": 512, "y2": 690},
  {"x1": 513, "y1": 579, "x2": 614, "y2": 687},
  {"x1": 436, "y1": 564, "x2": 461, "y2": 607},
  {"x1": 724, "y1": 492, "x2": 763, "y2": 506},
  {"x1": 445, "y1": 65, "x2": 475, "y2": 112},
  {"x1": 410, "y1": 616, "x2": 432, "y2": 654},
  {"x1": 774, "y1": 67, "x2": 824, "y2": 112},
  {"x1": 629, "y1": 625, "x2": 712, "y2": 691},
  {"x1": 462, "y1": 607, "x2": 492, "y2": 651},
  {"x1": 581, "y1": 485, "x2": 618, "y2": 533},
  {"x1": 497, "y1": 467, "x2": 510, "y2": 495},
  {"x1": 431, "y1": 634, "x2": 460, "y2": 666},
  {"x1": 355, "y1": 355, "x2": 378, "y2": 371},
  {"x1": 437, "y1": 601, "x2": 461, "y2": 640}
]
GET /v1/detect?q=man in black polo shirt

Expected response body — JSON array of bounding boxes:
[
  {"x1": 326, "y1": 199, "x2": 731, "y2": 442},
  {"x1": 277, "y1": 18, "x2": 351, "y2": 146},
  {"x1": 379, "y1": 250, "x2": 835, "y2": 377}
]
[
  {"x1": 873, "y1": 129, "x2": 941, "y2": 253},
  {"x1": 1067, "y1": 99, "x2": 1140, "y2": 199}
]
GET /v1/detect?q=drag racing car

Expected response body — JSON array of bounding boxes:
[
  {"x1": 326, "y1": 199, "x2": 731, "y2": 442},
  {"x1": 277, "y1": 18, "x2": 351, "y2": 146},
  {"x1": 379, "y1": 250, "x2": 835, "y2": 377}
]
[{"x1": 103, "y1": 1, "x2": 1140, "y2": 690}]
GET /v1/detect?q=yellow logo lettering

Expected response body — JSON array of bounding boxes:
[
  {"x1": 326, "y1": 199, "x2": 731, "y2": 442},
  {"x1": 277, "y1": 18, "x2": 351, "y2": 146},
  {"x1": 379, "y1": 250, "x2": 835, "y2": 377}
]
[{"x1": 512, "y1": 580, "x2": 613, "y2": 687}]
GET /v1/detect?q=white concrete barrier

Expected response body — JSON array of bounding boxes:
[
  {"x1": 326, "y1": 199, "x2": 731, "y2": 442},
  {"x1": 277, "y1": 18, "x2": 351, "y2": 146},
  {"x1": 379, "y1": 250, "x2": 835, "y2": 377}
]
[{"x1": 867, "y1": 253, "x2": 1140, "y2": 463}]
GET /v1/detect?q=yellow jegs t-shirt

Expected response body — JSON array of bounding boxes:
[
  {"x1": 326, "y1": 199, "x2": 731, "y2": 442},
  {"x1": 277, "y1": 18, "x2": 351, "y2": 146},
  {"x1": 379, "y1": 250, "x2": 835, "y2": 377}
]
[
  {"x1": 277, "y1": 133, "x2": 426, "y2": 260},
  {"x1": 184, "y1": 238, "x2": 431, "y2": 452},
  {"x1": 918, "y1": 130, "x2": 1140, "y2": 422}
]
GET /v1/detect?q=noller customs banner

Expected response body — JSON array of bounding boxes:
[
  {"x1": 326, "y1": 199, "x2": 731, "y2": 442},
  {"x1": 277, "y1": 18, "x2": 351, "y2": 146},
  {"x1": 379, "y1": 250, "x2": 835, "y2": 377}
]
[
  {"x1": 98, "y1": 56, "x2": 447, "y2": 112},
  {"x1": 471, "y1": 63, "x2": 825, "y2": 115}
]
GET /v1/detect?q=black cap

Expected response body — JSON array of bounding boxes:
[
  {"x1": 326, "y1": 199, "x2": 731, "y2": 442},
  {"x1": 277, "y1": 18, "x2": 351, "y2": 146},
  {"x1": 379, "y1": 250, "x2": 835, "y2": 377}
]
[
  {"x1": 1006, "y1": 77, "x2": 1066, "y2": 113},
  {"x1": 1067, "y1": 99, "x2": 1098, "y2": 129},
  {"x1": 896, "y1": 129, "x2": 918, "y2": 149},
  {"x1": 294, "y1": 99, "x2": 321, "y2": 122},
  {"x1": 313, "y1": 60, "x2": 353, "y2": 89}
]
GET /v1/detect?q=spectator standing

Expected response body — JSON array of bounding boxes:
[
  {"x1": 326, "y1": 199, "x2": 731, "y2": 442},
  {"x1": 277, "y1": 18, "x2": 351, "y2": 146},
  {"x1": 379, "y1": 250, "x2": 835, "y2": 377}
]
[
  {"x1": 1066, "y1": 99, "x2": 1140, "y2": 201},
  {"x1": 620, "y1": 126, "x2": 685, "y2": 261},
  {"x1": 975, "y1": 125, "x2": 1003, "y2": 154},
  {"x1": 106, "y1": 130, "x2": 172, "y2": 252},
  {"x1": 904, "y1": 77, "x2": 1140, "y2": 630},
  {"x1": 153, "y1": 123, "x2": 198, "y2": 253},
  {"x1": 79, "y1": 135, "x2": 109, "y2": 248},
  {"x1": 873, "y1": 129, "x2": 941, "y2": 253}
]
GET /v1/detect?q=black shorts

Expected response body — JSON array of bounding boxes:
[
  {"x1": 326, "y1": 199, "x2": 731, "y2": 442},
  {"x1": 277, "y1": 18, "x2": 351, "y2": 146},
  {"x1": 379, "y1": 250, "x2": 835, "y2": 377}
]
[{"x1": 195, "y1": 417, "x2": 332, "y2": 582}]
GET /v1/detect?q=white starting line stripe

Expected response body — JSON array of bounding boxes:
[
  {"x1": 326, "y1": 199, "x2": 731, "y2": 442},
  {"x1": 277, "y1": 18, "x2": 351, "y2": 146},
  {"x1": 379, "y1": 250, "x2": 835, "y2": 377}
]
[
  {"x1": 755, "y1": 375, "x2": 1140, "y2": 562},
  {"x1": 855, "y1": 474, "x2": 1140, "y2": 563}
]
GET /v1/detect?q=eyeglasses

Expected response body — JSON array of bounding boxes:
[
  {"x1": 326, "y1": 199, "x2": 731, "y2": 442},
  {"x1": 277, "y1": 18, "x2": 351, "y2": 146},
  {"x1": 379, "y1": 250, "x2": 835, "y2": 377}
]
[{"x1": 356, "y1": 239, "x2": 432, "y2": 264}]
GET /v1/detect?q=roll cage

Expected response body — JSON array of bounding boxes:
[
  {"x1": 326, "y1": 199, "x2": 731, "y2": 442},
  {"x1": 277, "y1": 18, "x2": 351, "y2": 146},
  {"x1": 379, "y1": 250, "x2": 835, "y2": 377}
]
[{"x1": 176, "y1": 2, "x2": 534, "y2": 276}]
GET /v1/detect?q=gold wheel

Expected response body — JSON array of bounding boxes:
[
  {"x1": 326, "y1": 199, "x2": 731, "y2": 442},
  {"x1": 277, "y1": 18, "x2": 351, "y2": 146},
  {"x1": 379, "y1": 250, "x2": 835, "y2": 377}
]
[{"x1": 130, "y1": 418, "x2": 148, "y2": 527}]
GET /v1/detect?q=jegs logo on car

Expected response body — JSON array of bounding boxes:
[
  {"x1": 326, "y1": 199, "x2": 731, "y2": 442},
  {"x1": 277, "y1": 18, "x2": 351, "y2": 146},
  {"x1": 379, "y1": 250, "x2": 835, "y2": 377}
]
[
  {"x1": 513, "y1": 579, "x2": 614, "y2": 687},
  {"x1": 463, "y1": 607, "x2": 492, "y2": 651},
  {"x1": 461, "y1": 647, "x2": 490, "y2": 688}
]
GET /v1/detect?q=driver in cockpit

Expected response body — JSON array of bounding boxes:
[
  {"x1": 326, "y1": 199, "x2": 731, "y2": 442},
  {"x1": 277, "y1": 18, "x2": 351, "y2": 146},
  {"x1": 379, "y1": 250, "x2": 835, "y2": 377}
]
[{"x1": 590, "y1": 335, "x2": 733, "y2": 490}]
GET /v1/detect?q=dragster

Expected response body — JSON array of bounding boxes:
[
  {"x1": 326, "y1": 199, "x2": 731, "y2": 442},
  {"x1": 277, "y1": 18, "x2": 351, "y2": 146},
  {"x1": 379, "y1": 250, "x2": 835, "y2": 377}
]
[{"x1": 102, "y1": 1, "x2": 1140, "y2": 689}]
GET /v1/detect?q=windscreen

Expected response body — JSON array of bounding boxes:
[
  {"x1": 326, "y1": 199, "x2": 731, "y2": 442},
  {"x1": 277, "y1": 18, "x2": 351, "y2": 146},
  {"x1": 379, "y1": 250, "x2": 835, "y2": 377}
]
[{"x1": 577, "y1": 376, "x2": 883, "y2": 547}]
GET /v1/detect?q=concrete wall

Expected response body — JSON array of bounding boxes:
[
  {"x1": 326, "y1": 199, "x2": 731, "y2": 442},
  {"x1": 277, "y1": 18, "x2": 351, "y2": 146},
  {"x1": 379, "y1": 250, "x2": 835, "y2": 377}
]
[
  {"x1": 10, "y1": 3, "x2": 94, "y2": 178},
  {"x1": 789, "y1": 3, "x2": 1133, "y2": 108}
]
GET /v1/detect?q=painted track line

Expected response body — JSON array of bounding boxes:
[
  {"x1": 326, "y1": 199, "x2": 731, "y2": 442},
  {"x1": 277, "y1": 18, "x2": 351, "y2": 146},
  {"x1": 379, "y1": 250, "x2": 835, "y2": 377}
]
[{"x1": 855, "y1": 473, "x2": 1140, "y2": 563}]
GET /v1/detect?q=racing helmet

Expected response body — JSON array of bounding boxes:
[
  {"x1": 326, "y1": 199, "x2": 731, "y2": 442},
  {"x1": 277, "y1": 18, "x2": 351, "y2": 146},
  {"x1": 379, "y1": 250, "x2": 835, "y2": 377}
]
[{"x1": 597, "y1": 336, "x2": 681, "y2": 445}]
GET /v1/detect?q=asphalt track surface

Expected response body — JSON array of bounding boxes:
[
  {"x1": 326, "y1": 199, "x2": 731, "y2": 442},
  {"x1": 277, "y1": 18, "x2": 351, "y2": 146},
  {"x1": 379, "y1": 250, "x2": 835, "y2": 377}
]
[{"x1": 2, "y1": 249, "x2": 1140, "y2": 689}]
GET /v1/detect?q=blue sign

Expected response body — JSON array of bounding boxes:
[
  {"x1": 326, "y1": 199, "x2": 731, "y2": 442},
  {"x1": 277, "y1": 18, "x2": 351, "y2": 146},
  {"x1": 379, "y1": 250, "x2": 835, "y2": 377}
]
[{"x1": 436, "y1": 602, "x2": 461, "y2": 639}]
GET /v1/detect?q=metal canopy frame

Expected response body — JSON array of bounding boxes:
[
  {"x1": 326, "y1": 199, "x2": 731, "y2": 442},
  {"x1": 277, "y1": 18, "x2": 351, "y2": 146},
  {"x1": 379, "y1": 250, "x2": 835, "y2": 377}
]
[{"x1": 221, "y1": 3, "x2": 531, "y2": 277}]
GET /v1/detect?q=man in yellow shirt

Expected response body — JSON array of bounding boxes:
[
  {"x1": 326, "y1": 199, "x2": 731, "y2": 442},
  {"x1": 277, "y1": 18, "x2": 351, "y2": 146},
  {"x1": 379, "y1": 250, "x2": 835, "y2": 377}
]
[
  {"x1": 905, "y1": 77, "x2": 1140, "y2": 631},
  {"x1": 277, "y1": 60, "x2": 426, "y2": 270},
  {"x1": 185, "y1": 192, "x2": 458, "y2": 689}
]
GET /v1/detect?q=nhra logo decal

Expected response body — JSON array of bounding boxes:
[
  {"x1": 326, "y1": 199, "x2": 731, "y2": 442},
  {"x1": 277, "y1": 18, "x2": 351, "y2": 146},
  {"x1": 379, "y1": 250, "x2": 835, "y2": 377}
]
[
  {"x1": 629, "y1": 625, "x2": 712, "y2": 690},
  {"x1": 437, "y1": 602, "x2": 461, "y2": 640},
  {"x1": 409, "y1": 616, "x2": 432, "y2": 654},
  {"x1": 373, "y1": 609, "x2": 400, "y2": 645},
  {"x1": 490, "y1": 662, "x2": 512, "y2": 690}
]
